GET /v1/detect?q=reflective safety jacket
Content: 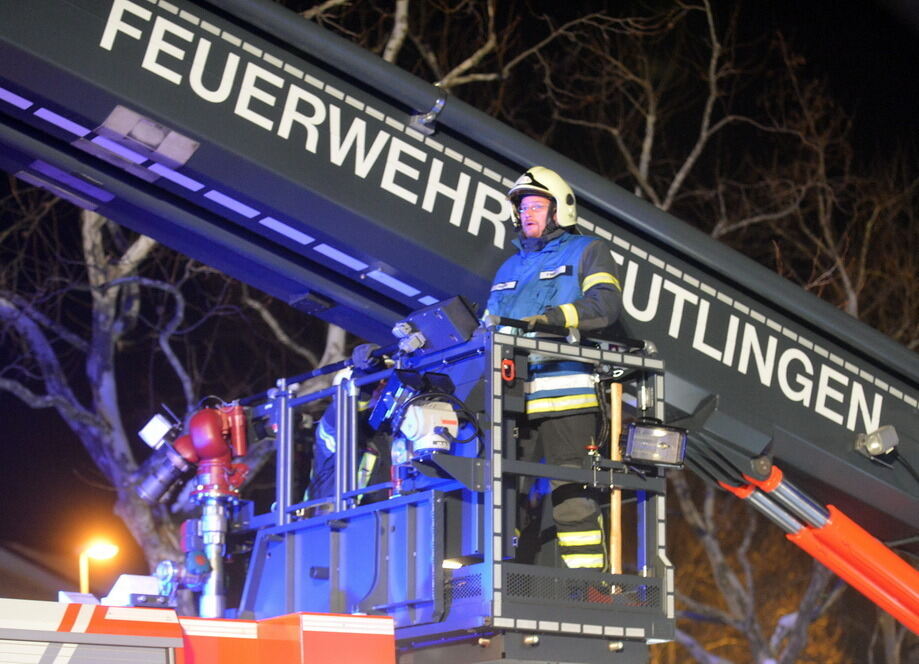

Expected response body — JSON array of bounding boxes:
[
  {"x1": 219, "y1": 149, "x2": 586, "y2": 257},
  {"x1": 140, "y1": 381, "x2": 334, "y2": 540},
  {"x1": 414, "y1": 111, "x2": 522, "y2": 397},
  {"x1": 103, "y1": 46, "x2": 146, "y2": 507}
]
[
  {"x1": 485, "y1": 231, "x2": 622, "y2": 416},
  {"x1": 309, "y1": 387, "x2": 390, "y2": 502}
]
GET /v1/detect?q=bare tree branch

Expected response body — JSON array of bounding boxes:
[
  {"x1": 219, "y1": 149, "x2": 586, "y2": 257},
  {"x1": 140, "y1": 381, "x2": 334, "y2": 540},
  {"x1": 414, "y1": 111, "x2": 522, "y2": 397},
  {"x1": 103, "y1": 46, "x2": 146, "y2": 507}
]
[
  {"x1": 382, "y1": 0, "x2": 409, "y2": 64},
  {"x1": 409, "y1": 32, "x2": 443, "y2": 81},
  {"x1": 0, "y1": 376, "x2": 102, "y2": 430},
  {"x1": 676, "y1": 593, "x2": 736, "y2": 627},
  {"x1": 674, "y1": 628, "x2": 735, "y2": 664},
  {"x1": 775, "y1": 561, "x2": 835, "y2": 663},
  {"x1": 113, "y1": 233, "x2": 158, "y2": 281},
  {"x1": 437, "y1": 0, "x2": 497, "y2": 90},
  {"x1": 0, "y1": 289, "x2": 90, "y2": 353},
  {"x1": 660, "y1": 0, "x2": 726, "y2": 210},
  {"x1": 242, "y1": 287, "x2": 319, "y2": 367},
  {"x1": 671, "y1": 472, "x2": 774, "y2": 657},
  {"x1": 300, "y1": 0, "x2": 351, "y2": 21},
  {"x1": 711, "y1": 185, "x2": 808, "y2": 238},
  {"x1": 316, "y1": 323, "x2": 346, "y2": 367},
  {"x1": 499, "y1": 13, "x2": 610, "y2": 80},
  {"x1": 105, "y1": 276, "x2": 195, "y2": 414},
  {"x1": 552, "y1": 115, "x2": 663, "y2": 206},
  {"x1": 0, "y1": 296, "x2": 95, "y2": 426}
]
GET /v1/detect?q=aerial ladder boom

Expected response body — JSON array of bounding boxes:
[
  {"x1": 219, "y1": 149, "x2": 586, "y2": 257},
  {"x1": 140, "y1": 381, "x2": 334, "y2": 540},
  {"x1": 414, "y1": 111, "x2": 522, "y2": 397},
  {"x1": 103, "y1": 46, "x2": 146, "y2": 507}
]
[{"x1": 0, "y1": 0, "x2": 916, "y2": 637}]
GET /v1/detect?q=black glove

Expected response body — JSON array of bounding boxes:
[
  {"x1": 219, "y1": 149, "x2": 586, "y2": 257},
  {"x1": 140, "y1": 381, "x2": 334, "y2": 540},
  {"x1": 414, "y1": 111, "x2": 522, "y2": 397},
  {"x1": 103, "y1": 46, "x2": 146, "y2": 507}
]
[{"x1": 351, "y1": 343, "x2": 382, "y2": 371}]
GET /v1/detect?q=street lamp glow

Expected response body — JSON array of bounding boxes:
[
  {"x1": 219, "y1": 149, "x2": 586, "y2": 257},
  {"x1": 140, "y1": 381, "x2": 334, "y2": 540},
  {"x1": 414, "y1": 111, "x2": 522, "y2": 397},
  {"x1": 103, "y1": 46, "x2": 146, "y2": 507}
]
[
  {"x1": 85, "y1": 541, "x2": 119, "y2": 560},
  {"x1": 79, "y1": 539, "x2": 119, "y2": 594}
]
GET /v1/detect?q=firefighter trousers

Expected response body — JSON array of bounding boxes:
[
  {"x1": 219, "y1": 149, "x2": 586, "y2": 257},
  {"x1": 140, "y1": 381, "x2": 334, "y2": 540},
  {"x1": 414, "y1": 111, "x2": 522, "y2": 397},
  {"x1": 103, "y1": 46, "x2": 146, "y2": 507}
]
[{"x1": 517, "y1": 412, "x2": 605, "y2": 570}]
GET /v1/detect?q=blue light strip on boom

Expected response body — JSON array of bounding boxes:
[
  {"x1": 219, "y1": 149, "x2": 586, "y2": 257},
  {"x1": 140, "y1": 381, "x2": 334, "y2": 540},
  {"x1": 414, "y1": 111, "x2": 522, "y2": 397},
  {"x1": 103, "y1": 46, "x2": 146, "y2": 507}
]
[
  {"x1": 148, "y1": 163, "x2": 205, "y2": 191},
  {"x1": 0, "y1": 85, "x2": 32, "y2": 110},
  {"x1": 204, "y1": 189, "x2": 260, "y2": 219},
  {"x1": 91, "y1": 136, "x2": 146, "y2": 164},
  {"x1": 33, "y1": 108, "x2": 90, "y2": 137},
  {"x1": 3, "y1": 93, "x2": 441, "y2": 309},
  {"x1": 260, "y1": 217, "x2": 314, "y2": 245},
  {"x1": 313, "y1": 243, "x2": 369, "y2": 271},
  {"x1": 366, "y1": 269, "x2": 420, "y2": 297}
]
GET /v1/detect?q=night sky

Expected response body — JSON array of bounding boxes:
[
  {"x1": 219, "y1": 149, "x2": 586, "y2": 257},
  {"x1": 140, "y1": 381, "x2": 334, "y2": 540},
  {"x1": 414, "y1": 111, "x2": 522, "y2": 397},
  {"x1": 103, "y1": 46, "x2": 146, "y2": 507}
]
[
  {"x1": 1, "y1": 0, "x2": 917, "y2": 602},
  {"x1": 762, "y1": 0, "x2": 919, "y2": 153}
]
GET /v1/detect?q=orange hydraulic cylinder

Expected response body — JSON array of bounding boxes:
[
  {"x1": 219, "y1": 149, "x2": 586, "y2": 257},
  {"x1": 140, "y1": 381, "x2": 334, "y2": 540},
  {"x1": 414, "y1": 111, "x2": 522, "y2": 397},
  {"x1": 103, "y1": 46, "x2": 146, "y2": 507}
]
[
  {"x1": 811, "y1": 506, "x2": 919, "y2": 620},
  {"x1": 744, "y1": 467, "x2": 919, "y2": 623},
  {"x1": 788, "y1": 527, "x2": 919, "y2": 635}
]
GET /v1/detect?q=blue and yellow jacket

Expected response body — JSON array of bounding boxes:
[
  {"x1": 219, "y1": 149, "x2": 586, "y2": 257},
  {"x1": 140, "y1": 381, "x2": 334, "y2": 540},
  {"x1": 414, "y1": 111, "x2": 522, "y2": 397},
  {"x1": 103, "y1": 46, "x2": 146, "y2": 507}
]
[{"x1": 485, "y1": 230, "x2": 622, "y2": 416}]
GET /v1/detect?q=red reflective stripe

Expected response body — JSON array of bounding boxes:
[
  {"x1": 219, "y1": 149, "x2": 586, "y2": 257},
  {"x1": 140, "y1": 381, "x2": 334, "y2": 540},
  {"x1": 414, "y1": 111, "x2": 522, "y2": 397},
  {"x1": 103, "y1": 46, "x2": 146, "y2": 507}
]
[{"x1": 57, "y1": 603, "x2": 82, "y2": 632}]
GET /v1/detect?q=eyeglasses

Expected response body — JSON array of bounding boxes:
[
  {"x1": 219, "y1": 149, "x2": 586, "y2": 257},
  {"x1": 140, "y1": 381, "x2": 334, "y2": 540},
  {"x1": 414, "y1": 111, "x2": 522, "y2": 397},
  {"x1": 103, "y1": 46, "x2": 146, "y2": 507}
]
[{"x1": 518, "y1": 203, "x2": 549, "y2": 214}]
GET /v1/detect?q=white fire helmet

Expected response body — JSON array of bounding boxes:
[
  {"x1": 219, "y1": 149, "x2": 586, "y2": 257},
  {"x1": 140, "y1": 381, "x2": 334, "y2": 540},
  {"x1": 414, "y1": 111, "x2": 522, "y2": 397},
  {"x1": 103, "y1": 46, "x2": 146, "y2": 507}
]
[{"x1": 506, "y1": 166, "x2": 577, "y2": 230}]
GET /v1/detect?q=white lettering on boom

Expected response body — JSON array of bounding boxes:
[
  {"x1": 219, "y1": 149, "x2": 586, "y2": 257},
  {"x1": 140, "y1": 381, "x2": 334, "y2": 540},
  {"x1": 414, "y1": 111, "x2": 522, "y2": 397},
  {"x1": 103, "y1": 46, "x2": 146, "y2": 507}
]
[{"x1": 96, "y1": 0, "x2": 895, "y2": 435}]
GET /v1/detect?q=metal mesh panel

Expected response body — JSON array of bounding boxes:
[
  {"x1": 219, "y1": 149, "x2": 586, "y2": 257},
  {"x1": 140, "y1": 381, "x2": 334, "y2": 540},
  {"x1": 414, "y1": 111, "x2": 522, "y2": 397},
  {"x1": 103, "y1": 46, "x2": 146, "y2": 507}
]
[
  {"x1": 505, "y1": 571, "x2": 554, "y2": 600},
  {"x1": 446, "y1": 572, "x2": 482, "y2": 601},
  {"x1": 506, "y1": 570, "x2": 661, "y2": 609}
]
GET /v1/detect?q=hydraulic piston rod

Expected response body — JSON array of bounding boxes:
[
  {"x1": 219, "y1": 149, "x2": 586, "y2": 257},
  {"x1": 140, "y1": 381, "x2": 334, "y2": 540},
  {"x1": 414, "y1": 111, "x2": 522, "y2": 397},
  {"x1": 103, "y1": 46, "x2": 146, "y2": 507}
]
[{"x1": 725, "y1": 466, "x2": 919, "y2": 634}]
